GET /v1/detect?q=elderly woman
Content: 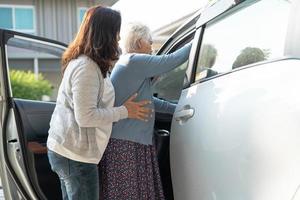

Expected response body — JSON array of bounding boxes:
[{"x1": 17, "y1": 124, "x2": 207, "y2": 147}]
[{"x1": 99, "y1": 22, "x2": 192, "y2": 200}]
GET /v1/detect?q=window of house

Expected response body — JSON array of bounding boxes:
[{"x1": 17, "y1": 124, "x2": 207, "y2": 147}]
[
  {"x1": 78, "y1": 7, "x2": 88, "y2": 27},
  {"x1": 153, "y1": 33, "x2": 195, "y2": 102},
  {"x1": 195, "y1": 0, "x2": 292, "y2": 82},
  {"x1": 0, "y1": 5, "x2": 35, "y2": 34}
]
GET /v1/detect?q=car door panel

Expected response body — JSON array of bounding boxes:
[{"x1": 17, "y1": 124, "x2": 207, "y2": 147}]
[
  {"x1": 170, "y1": 59, "x2": 300, "y2": 200},
  {"x1": 14, "y1": 99, "x2": 55, "y2": 143},
  {"x1": 13, "y1": 99, "x2": 61, "y2": 200},
  {"x1": 0, "y1": 29, "x2": 66, "y2": 200}
]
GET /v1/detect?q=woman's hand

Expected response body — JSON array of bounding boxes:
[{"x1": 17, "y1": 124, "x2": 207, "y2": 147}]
[{"x1": 123, "y1": 93, "x2": 152, "y2": 121}]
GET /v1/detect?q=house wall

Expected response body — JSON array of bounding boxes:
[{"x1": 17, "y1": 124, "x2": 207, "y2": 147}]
[
  {"x1": 0, "y1": 0, "x2": 112, "y2": 44},
  {"x1": 1, "y1": 0, "x2": 117, "y2": 100}
]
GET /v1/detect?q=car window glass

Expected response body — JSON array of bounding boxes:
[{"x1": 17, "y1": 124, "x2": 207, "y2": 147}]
[
  {"x1": 195, "y1": 0, "x2": 292, "y2": 81},
  {"x1": 6, "y1": 37, "x2": 64, "y2": 101},
  {"x1": 153, "y1": 33, "x2": 194, "y2": 102}
]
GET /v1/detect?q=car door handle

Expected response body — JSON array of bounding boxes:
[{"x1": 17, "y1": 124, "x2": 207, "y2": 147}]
[
  {"x1": 174, "y1": 105, "x2": 194, "y2": 121},
  {"x1": 8, "y1": 139, "x2": 20, "y2": 152}
]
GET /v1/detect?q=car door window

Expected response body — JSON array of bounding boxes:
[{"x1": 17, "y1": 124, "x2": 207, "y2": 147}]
[
  {"x1": 153, "y1": 33, "x2": 194, "y2": 101},
  {"x1": 195, "y1": 0, "x2": 293, "y2": 81},
  {"x1": 6, "y1": 36, "x2": 64, "y2": 101}
]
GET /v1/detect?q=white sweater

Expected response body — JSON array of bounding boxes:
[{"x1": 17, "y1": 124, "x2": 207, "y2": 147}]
[{"x1": 47, "y1": 55, "x2": 128, "y2": 164}]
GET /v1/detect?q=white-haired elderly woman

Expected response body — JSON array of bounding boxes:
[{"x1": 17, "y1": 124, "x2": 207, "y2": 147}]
[{"x1": 98, "y1": 22, "x2": 192, "y2": 200}]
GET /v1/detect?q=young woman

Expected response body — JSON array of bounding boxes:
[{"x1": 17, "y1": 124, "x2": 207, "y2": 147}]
[
  {"x1": 99, "y1": 22, "x2": 192, "y2": 200},
  {"x1": 47, "y1": 7, "x2": 150, "y2": 200}
]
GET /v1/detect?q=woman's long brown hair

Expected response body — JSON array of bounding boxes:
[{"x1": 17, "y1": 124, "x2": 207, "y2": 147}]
[{"x1": 62, "y1": 5, "x2": 121, "y2": 78}]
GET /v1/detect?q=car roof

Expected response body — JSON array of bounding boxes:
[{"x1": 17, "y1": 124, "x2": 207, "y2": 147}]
[
  {"x1": 158, "y1": 0, "x2": 246, "y2": 53},
  {"x1": 174, "y1": 0, "x2": 246, "y2": 34}
]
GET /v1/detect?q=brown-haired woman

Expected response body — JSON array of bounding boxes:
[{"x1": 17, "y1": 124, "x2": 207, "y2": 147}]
[{"x1": 46, "y1": 6, "x2": 150, "y2": 200}]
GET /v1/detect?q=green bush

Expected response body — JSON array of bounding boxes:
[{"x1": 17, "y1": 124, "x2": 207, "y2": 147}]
[{"x1": 10, "y1": 70, "x2": 53, "y2": 100}]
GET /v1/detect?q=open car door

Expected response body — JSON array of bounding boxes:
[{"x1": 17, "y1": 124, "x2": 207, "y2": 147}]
[{"x1": 0, "y1": 29, "x2": 66, "y2": 200}]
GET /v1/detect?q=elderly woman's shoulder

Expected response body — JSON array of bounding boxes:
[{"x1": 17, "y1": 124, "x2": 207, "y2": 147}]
[
  {"x1": 116, "y1": 54, "x2": 133, "y2": 65},
  {"x1": 121, "y1": 53, "x2": 152, "y2": 63}
]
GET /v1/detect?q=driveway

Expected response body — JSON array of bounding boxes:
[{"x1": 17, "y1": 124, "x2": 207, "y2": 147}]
[
  {"x1": 0, "y1": 179, "x2": 4, "y2": 200},
  {"x1": 0, "y1": 188, "x2": 4, "y2": 200}
]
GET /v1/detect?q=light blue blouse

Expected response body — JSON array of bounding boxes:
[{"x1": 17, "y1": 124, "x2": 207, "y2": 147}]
[{"x1": 110, "y1": 43, "x2": 192, "y2": 145}]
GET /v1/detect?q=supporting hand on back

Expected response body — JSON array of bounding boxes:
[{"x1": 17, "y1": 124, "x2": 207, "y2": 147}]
[{"x1": 123, "y1": 93, "x2": 152, "y2": 121}]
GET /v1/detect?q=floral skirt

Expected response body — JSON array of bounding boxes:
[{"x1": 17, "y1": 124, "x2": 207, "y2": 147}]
[{"x1": 98, "y1": 138, "x2": 165, "y2": 200}]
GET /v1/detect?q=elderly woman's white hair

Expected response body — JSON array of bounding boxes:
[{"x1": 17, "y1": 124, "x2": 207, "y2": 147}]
[{"x1": 121, "y1": 22, "x2": 152, "y2": 54}]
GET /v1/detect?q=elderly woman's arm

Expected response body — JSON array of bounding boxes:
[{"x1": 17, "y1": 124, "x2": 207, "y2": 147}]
[
  {"x1": 131, "y1": 43, "x2": 192, "y2": 78},
  {"x1": 153, "y1": 97, "x2": 176, "y2": 114}
]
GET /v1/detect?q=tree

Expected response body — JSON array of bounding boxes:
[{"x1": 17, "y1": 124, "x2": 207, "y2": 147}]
[
  {"x1": 198, "y1": 44, "x2": 218, "y2": 68},
  {"x1": 232, "y1": 47, "x2": 269, "y2": 69},
  {"x1": 10, "y1": 70, "x2": 53, "y2": 100}
]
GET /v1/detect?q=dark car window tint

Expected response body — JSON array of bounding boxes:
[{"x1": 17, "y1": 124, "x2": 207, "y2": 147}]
[
  {"x1": 6, "y1": 37, "x2": 64, "y2": 101},
  {"x1": 153, "y1": 33, "x2": 194, "y2": 101},
  {"x1": 195, "y1": 0, "x2": 292, "y2": 81}
]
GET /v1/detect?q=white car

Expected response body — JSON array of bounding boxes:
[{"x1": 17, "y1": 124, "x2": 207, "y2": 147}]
[{"x1": 1, "y1": 0, "x2": 300, "y2": 199}]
